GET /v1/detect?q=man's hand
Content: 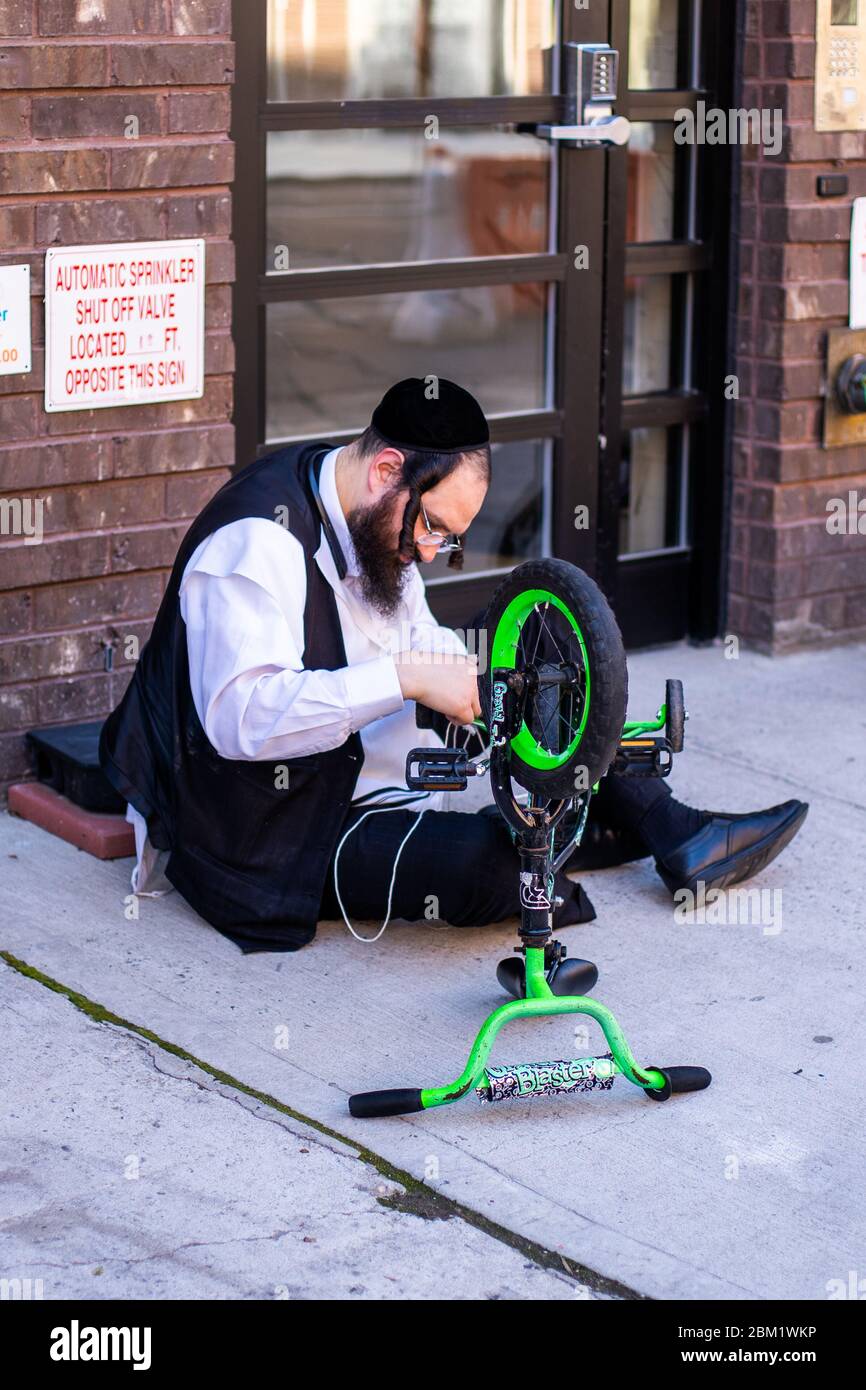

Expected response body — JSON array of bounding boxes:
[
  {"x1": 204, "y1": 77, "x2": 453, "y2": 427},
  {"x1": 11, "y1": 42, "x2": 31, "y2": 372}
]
[{"x1": 393, "y1": 653, "x2": 482, "y2": 727}]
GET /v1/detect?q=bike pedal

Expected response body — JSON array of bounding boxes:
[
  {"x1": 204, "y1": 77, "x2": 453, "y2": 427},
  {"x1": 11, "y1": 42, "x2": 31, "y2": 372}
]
[
  {"x1": 406, "y1": 747, "x2": 469, "y2": 792},
  {"x1": 612, "y1": 737, "x2": 673, "y2": 779}
]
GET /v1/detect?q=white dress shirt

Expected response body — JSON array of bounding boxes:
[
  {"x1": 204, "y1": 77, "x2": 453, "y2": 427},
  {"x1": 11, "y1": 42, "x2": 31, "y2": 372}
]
[{"x1": 127, "y1": 447, "x2": 468, "y2": 894}]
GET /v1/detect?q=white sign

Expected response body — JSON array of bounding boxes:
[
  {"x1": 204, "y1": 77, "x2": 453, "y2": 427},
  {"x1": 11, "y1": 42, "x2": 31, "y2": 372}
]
[
  {"x1": 44, "y1": 238, "x2": 205, "y2": 412},
  {"x1": 0, "y1": 263, "x2": 32, "y2": 376},
  {"x1": 851, "y1": 199, "x2": 866, "y2": 330}
]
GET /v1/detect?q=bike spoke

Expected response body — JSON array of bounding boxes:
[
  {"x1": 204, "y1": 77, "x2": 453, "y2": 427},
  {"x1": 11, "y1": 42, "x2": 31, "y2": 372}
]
[
  {"x1": 536, "y1": 611, "x2": 567, "y2": 666},
  {"x1": 512, "y1": 606, "x2": 588, "y2": 759},
  {"x1": 528, "y1": 602, "x2": 548, "y2": 666}
]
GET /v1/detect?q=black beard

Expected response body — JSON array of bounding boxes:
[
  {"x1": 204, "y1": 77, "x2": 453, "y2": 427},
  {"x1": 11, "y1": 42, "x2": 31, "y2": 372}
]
[{"x1": 345, "y1": 491, "x2": 414, "y2": 618}]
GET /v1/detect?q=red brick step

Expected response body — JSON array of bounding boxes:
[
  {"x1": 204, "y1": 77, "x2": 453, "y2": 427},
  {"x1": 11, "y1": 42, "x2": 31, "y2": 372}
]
[{"x1": 8, "y1": 782, "x2": 135, "y2": 860}]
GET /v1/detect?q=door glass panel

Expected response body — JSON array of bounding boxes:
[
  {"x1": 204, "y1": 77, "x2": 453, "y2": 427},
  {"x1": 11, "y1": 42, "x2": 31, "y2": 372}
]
[
  {"x1": 626, "y1": 123, "x2": 675, "y2": 242},
  {"x1": 628, "y1": 0, "x2": 680, "y2": 89},
  {"x1": 266, "y1": 128, "x2": 551, "y2": 272},
  {"x1": 267, "y1": 0, "x2": 557, "y2": 102},
  {"x1": 426, "y1": 439, "x2": 548, "y2": 581},
  {"x1": 623, "y1": 276, "x2": 673, "y2": 394},
  {"x1": 266, "y1": 285, "x2": 549, "y2": 440},
  {"x1": 619, "y1": 427, "x2": 682, "y2": 556}
]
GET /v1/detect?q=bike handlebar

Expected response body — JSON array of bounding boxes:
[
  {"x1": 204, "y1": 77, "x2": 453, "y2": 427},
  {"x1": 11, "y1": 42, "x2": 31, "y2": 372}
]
[
  {"x1": 643, "y1": 1065, "x2": 712, "y2": 1102},
  {"x1": 415, "y1": 702, "x2": 437, "y2": 731},
  {"x1": 348, "y1": 1088, "x2": 424, "y2": 1118}
]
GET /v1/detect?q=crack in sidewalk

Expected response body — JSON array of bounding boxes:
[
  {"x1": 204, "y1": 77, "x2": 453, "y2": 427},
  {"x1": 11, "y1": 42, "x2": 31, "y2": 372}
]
[
  {"x1": 17, "y1": 1229, "x2": 302, "y2": 1277},
  {"x1": 2, "y1": 950, "x2": 641, "y2": 1301}
]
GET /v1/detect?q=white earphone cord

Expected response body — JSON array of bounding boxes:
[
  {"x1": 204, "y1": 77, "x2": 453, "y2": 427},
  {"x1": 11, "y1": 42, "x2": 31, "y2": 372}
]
[{"x1": 333, "y1": 799, "x2": 428, "y2": 943}]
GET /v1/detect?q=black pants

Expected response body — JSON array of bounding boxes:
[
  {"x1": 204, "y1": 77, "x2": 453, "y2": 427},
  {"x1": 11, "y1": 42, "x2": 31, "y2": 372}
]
[{"x1": 318, "y1": 773, "x2": 669, "y2": 931}]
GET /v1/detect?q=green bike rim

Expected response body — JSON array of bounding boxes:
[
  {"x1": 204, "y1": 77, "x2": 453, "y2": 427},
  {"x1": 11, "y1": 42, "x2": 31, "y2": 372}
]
[{"x1": 490, "y1": 587, "x2": 590, "y2": 771}]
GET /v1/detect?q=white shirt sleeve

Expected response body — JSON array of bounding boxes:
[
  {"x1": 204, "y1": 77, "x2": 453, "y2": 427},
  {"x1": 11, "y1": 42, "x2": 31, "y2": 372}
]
[{"x1": 179, "y1": 518, "x2": 405, "y2": 761}]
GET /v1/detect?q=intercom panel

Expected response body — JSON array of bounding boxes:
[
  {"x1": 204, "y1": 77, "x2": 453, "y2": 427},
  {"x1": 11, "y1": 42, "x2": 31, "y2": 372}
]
[{"x1": 815, "y1": 0, "x2": 866, "y2": 131}]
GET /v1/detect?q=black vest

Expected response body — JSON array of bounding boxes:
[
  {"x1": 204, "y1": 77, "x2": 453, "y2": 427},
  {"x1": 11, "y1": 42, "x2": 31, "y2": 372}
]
[{"x1": 99, "y1": 443, "x2": 364, "y2": 953}]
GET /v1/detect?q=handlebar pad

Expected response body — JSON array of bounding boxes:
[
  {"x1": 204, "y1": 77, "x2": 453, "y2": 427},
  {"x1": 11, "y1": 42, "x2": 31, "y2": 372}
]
[
  {"x1": 644, "y1": 1065, "x2": 712, "y2": 1102},
  {"x1": 415, "y1": 702, "x2": 437, "y2": 730},
  {"x1": 349, "y1": 1088, "x2": 425, "y2": 1118}
]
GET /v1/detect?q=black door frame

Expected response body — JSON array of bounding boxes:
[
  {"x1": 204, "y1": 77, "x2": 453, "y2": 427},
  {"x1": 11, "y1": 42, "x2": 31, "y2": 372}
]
[
  {"x1": 230, "y1": 0, "x2": 740, "y2": 644},
  {"x1": 605, "y1": 0, "x2": 743, "y2": 646}
]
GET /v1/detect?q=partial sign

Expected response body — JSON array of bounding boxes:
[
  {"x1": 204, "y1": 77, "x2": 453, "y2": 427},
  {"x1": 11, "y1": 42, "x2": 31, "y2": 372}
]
[
  {"x1": 0, "y1": 263, "x2": 32, "y2": 376},
  {"x1": 851, "y1": 197, "x2": 866, "y2": 329},
  {"x1": 45, "y1": 239, "x2": 205, "y2": 412}
]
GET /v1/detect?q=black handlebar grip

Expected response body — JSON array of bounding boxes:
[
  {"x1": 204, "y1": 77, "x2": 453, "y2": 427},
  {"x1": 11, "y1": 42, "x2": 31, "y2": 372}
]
[
  {"x1": 349, "y1": 1088, "x2": 425, "y2": 1118},
  {"x1": 644, "y1": 1065, "x2": 712, "y2": 1102},
  {"x1": 415, "y1": 702, "x2": 437, "y2": 730}
]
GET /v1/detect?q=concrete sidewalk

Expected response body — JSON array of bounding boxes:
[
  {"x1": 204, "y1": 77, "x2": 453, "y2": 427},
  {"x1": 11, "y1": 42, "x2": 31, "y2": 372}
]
[
  {"x1": 2, "y1": 639, "x2": 864, "y2": 1300},
  {"x1": 0, "y1": 961, "x2": 594, "y2": 1300}
]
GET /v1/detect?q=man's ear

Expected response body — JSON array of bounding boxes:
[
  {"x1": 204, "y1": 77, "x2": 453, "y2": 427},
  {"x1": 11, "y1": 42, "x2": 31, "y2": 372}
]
[{"x1": 368, "y1": 447, "x2": 405, "y2": 496}]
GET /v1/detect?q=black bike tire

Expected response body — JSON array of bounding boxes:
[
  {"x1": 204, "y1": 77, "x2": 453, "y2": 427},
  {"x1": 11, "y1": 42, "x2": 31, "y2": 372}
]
[{"x1": 479, "y1": 559, "x2": 628, "y2": 798}]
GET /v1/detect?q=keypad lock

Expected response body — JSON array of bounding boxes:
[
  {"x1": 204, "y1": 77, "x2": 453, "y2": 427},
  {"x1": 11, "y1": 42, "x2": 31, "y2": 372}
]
[
  {"x1": 525, "y1": 43, "x2": 631, "y2": 148},
  {"x1": 570, "y1": 43, "x2": 619, "y2": 120}
]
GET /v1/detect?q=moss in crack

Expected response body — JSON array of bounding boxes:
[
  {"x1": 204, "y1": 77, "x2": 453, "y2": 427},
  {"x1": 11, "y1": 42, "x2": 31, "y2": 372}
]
[
  {"x1": 1, "y1": 950, "x2": 363, "y2": 1148},
  {"x1": 1, "y1": 950, "x2": 643, "y2": 1301},
  {"x1": 377, "y1": 1191, "x2": 453, "y2": 1222}
]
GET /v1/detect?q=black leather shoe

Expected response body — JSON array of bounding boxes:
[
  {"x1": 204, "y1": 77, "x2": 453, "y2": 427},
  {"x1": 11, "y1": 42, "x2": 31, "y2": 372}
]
[{"x1": 655, "y1": 799, "x2": 808, "y2": 896}]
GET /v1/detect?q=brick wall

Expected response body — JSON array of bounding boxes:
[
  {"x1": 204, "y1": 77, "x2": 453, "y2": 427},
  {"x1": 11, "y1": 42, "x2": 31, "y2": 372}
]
[
  {"x1": 0, "y1": 0, "x2": 234, "y2": 800},
  {"x1": 730, "y1": 0, "x2": 866, "y2": 652}
]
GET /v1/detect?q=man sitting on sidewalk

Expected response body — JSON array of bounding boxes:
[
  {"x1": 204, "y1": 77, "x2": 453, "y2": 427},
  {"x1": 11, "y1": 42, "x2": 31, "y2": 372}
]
[{"x1": 100, "y1": 378, "x2": 807, "y2": 954}]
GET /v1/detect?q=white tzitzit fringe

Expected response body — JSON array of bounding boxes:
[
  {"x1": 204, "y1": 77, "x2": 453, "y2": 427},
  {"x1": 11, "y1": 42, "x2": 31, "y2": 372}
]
[{"x1": 333, "y1": 798, "x2": 428, "y2": 943}]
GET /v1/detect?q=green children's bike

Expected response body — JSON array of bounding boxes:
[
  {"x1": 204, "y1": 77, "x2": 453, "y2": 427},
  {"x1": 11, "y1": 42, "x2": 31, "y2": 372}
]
[{"x1": 349, "y1": 558, "x2": 711, "y2": 1118}]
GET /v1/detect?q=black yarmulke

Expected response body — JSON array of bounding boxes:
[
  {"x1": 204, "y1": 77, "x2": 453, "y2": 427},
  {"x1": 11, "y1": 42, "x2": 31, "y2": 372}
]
[{"x1": 371, "y1": 378, "x2": 490, "y2": 455}]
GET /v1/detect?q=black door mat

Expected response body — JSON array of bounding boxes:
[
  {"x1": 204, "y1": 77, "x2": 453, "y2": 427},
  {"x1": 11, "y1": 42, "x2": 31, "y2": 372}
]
[{"x1": 26, "y1": 721, "x2": 126, "y2": 815}]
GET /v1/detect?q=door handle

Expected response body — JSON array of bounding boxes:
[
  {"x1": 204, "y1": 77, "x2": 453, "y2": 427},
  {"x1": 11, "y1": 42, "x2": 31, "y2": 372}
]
[
  {"x1": 532, "y1": 115, "x2": 632, "y2": 147},
  {"x1": 522, "y1": 43, "x2": 631, "y2": 149}
]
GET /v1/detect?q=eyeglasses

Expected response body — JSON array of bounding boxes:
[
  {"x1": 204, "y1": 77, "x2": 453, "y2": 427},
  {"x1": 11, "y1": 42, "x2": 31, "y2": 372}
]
[{"x1": 417, "y1": 499, "x2": 463, "y2": 555}]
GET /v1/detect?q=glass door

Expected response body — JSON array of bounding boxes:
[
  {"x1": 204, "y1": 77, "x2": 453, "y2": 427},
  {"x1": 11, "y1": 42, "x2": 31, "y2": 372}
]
[
  {"x1": 235, "y1": 0, "x2": 567, "y2": 628},
  {"x1": 232, "y1": 0, "x2": 738, "y2": 640}
]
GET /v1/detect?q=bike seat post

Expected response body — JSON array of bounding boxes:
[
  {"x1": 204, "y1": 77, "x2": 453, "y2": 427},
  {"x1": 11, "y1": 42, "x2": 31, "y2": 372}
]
[{"x1": 517, "y1": 834, "x2": 555, "y2": 951}]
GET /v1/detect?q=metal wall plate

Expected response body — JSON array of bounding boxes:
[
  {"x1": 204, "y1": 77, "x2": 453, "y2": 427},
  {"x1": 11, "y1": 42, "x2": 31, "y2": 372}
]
[
  {"x1": 824, "y1": 326, "x2": 866, "y2": 446},
  {"x1": 815, "y1": 0, "x2": 866, "y2": 132}
]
